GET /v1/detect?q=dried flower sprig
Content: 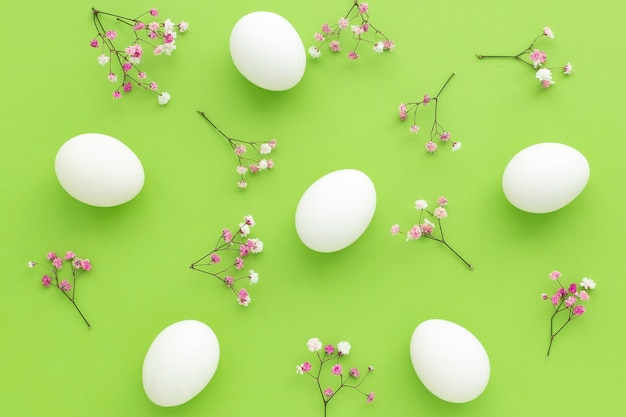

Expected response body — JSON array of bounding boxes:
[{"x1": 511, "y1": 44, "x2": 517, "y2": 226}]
[
  {"x1": 190, "y1": 215, "x2": 263, "y2": 307},
  {"x1": 91, "y1": 7, "x2": 189, "y2": 104},
  {"x1": 296, "y1": 338, "x2": 375, "y2": 417},
  {"x1": 542, "y1": 271, "x2": 596, "y2": 358},
  {"x1": 308, "y1": 1, "x2": 394, "y2": 60},
  {"x1": 198, "y1": 111, "x2": 277, "y2": 189},
  {"x1": 391, "y1": 196, "x2": 472, "y2": 269},
  {"x1": 476, "y1": 27, "x2": 572, "y2": 89},
  {"x1": 28, "y1": 251, "x2": 92, "y2": 328},
  {"x1": 398, "y1": 73, "x2": 461, "y2": 153}
]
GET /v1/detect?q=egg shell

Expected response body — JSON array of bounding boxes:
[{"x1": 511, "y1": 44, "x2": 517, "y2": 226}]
[
  {"x1": 142, "y1": 320, "x2": 220, "y2": 407},
  {"x1": 54, "y1": 133, "x2": 144, "y2": 207},
  {"x1": 502, "y1": 142, "x2": 590, "y2": 213},
  {"x1": 295, "y1": 169, "x2": 376, "y2": 252},
  {"x1": 410, "y1": 319, "x2": 490, "y2": 403},
  {"x1": 230, "y1": 11, "x2": 306, "y2": 91}
]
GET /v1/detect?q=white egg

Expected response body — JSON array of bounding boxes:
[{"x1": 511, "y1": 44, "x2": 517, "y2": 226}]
[
  {"x1": 230, "y1": 11, "x2": 306, "y2": 91},
  {"x1": 295, "y1": 169, "x2": 376, "y2": 253},
  {"x1": 142, "y1": 320, "x2": 220, "y2": 407},
  {"x1": 54, "y1": 133, "x2": 144, "y2": 207},
  {"x1": 410, "y1": 319, "x2": 490, "y2": 403},
  {"x1": 502, "y1": 142, "x2": 590, "y2": 213}
]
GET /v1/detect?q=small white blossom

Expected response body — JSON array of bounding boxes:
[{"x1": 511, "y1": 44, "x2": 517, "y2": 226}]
[
  {"x1": 178, "y1": 21, "x2": 189, "y2": 32},
  {"x1": 415, "y1": 199, "x2": 428, "y2": 210},
  {"x1": 244, "y1": 215, "x2": 255, "y2": 226},
  {"x1": 258, "y1": 159, "x2": 268, "y2": 170},
  {"x1": 452, "y1": 142, "x2": 462, "y2": 151},
  {"x1": 296, "y1": 364, "x2": 304, "y2": 375},
  {"x1": 535, "y1": 68, "x2": 553, "y2": 82},
  {"x1": 424, "y1": 218, "x2": 435, "y2": 230},
  {"x1": 259, "y1": 143, "x2": 272, "y2": 155},
  {"x1": 162, "y1": 42, "x2": 177, "y2": 55},
  {"x1": 580, "y1": 277, "x2": 596, "y2": 290},
  {"x1": 249, "y1": 238, "x2": 264, "y2": 254},
  {"x1": 248, "y1": 270, "x2": 259, "y2": 284},
  {"x1": 163, "y1": 18, "x2": 175, "y2": 33},
  {"x1": 97, "y1": 54, "x2": 110, "y2": 65},
  {"x1": 373, "y1": 41, "x2": 384, "y2": 53},
  {"x1": 158, "y1": 92, "x2": 171, "y2": 105},
  {"x1": 308, "y1": 46, "x2": 321, "y2": 59},
  {"x1": 237, "y1": 180, "x2": 248, "y2": 189},
  {"x1": 28, "y1": 261, "x2": 36, "y2": 268},
  {"x1": 307, "y1": 337, "x2": 322, "y2": 352},
  {"x1": 337, "y1": 341, "x2": 351, "y2": 355},
  {"x1": 236, "y1": 165, "x2": 248, "y2": 175},
  {"x1": 239, "y1": 223, "x2": 251, "y2": 237}
]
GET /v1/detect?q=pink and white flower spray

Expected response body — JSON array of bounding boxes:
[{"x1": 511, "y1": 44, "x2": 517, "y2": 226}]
[
  {"x1": 190, "y1": 215, "x2": 264, "y2": 307},
  {"x1": 296, "y1": 338, "x2": 375, "y2": 416},
  {"x1": 476, "y1": 27, "x2": 572, "y2": 89}
]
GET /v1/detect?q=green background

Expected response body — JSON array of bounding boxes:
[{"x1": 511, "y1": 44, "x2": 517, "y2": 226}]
[{"x1": 2, "y1": 0, "x2": 624, "y2": 415}]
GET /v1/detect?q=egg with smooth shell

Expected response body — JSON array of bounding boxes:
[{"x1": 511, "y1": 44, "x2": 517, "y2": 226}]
[
  {"x1": 502, "y1": 142, "x2": 590, "y2": 213},
  {"x1": 230, "y1": 11, "x2": 306, "y2": 91},
  {"x1": 410, "y1": 319, "x2": 490, "y2": 403},
  {"x1": 55, "y1": 133, "x2": 144, "y2": 207},
  {"x1": 295, "y1": 169, "x2": 376, "y2": 252},
  {"x1": 142, "y1": 320, "x2": 220, "y2": 407}
]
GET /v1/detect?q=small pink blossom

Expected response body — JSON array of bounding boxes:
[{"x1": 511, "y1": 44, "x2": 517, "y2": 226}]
[
  {"x1": 324, "y1": 344, "x2": 334, "y2": 354},
  {"x1": 153, "y1": 45, "x2": 164, "y2": 55},
  {"x1": 358, "y1": 2, "x2": 369, "y2": 13},
  {"x1": 81, "y1": 259, "x2": 91, "y2": 271},
  {"x1": 338, "y1": 17, "x2": 349, "y2": 29},
  {"x1": 324, "y1": 388, "x2": 333, "y2": 397},
  {"x1": 440, "y1": 132, "x2": 451, "y2": 141},
  {"x1": 563, "y1": 62, "x2": 573, "y2": 75},
  {"x1": 107, "y1": 72, "x2": 117, "y2": 82},
  {"x1": 235, "y1": 257, "x2": 244, "y2": 270},
  {"x1": 249, "y1": 164, "x2": 259, "y2": 173},
  {"x1": 348, "y1": 51, "x2": 360, "y2": 60},
  {"x1": 302, "y1": 361, "x2": 312, "y2": 372},
  {"x1": 42, "y1": 275, "x2": 51, "y2": 287},
  {"x1": 122, "y1": 62, "x2": 132, "y2": 72},
  {"x1": 52, "y1": 257, "x2": 63, "y2": 270},
  {"x1": 541, "y1": 293, "x2": 548, "y2": 300},
  {"x1": 64, "y1": 251, "x2": 76, "y2": 260},
  {"x1": 266, "y1": 159, "x2": 275, "y2": 169},
  {"x1": 541, "y1": 79, "x2": 554, "y2": 89},
  {"x1": 549, "y1": 271, "x2": 561, "y2": 280},
  {"x1": 367, "y1": 392, "x2": 375, "y2": 402},
  {"x1": 406, "y1": 225, "x2": 422, "y2": 240},
  {"x1": 224, "y1": 276, "x2": 233, "y2": 287},
  {"x1": 437, "y1": 196, "x2": 448, "y2": 206},
  {"x1": 105, "y1": 30, "x2": 117, "y2": 40},
  {"x1": 222, "y1": 229, "x2": 233, "y2": 242},
  {"x1": 419, "y1": 221, "x2": 434, "y2": 235},
  {"x1": 59, "y1": 280, "x2": 71, "y2": 292},
  {"x1": 149, "y1": 8, "x2": 159, "y2": 16},
  {"x1": 578, "y1": 290, "x2": 590, "y2": 301},
  {"x1": 239, "y1": 244, "x2": 250, "y2": 257},
  {"x1": 322, "y1": 23, "x2": 331, "y2": 34},
  {"x1": 573, "y1": 305, "x2": 585, "y2": 316},
  {"x1": 551, "y1": 294, "x2": 561, "y2": 306},
  {"x1": 138, "y1": 71, "x2": 147, "y2": 80},
  {"x1": 178, "y1": 21, "x2": 189, "y2": 32},
  {"x1": 529, "y1": 49, "x2": 547, "y2": 68},
  {"x1": 123, "y1": 82, "x2": 132, "y2": 92},
  {"x1": 332, "y1": 364, "x2": 342, "y2": 375},
  {"x1": 268, "y1": 139, "x2": 277, "y2": 148},
  {"x1": 73, "y1": 259, "x2": 82, "y2": 269},
  {"x1": 47, "y1": 252, "x2": 57, "y2": 260},
  {"x1": 244, "y1": 215, "x2": 255, "y2": 226},
  {"x1": 163, "y1": 32, "x2": 174, "y2": 44},
  {"x1": 383, "y1": 40, "x2": 395, "y2": 51},
  {"x1": 423, "y1": 94, "x2": 430, "y2": 105},
  {"x1": 410, "y1": 125, "x2": 419, "y2": 133},
  {"x1": 238, "y1": 288, "x2": 251, "y2": 306},
  {"x1": 433, "y1": 207, "x2": 448, "y2": 219},
  {"x1": 349, "y1": 367, "x2": 360, "y2": 378},
  {"x1": 314, "y1": 32, "x2": 325, "y2": 41},
  {"x1": 210, "y1": 253, "x2": 221, "y2": 264},
  {"x1": 565, "y1": 296, "x2": 577, "y2": 308},
  {"x1": 543, "y1": 27, "x2": 554, "y2": 39},
  {"x1": 569, "y1": 283, "x2": 577, "y2": 293},
  {"x1": 425, "y1": 141, "x2": 437, "y2": 153},
  {"x1": 391, "y1": 224, "x2": 400, "y2": 235},
  {"x1": 90, "y1": 39, "x2": 99, "y2": 48},
  {"x1": 112, "y1": 91, "x2": 121, "y2": 99},
  {"x1": 235, "y1": 144, "x2": 247, "y2": 155},
  {"x1": 398, "y1": 103, "x2": 407, "y2": 120},
  {"x1": 149, "y1": 81, "x2": 158, "y2": 91},
  {"x1": 133, "y1": 22, "x2": 145, "y2": 30},
  {"x1": 329, "y1": 40, "x2": 341, "y2": 52}
]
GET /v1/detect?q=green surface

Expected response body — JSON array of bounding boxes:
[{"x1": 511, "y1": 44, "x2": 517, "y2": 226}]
[{"x1": 2, "y1": 0, "x2": 625, "y2": 416}]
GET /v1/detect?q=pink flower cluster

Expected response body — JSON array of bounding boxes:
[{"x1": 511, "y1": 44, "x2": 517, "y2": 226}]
[
  {"x1": 308, "y1": 1, "x2": 394, "y2": 60},
  {"x1": 90, "y1": 7, "x2": 189, "y2": 104},
  {"x1": 398, "y1": 73, "x2": 461, "y2": 153},
  {"x1": 542, "y1": 271, "x2": 596, "y2": 357},
  {"x1": 198, "y1": 111, "x2": 277, "y2": 189},
  {"x1": 28, "y1": 251, "x2": 93, "y2": 328},
  {"x1": 189, "y1": 215, "x2": 263, "y2": 307},
  {"x1": 477, "y1": 27, "x2": 572, "y2": 89},
  {"x1": 392, "y1": 196, "x2": 472, "y2": 269},
  {"x1": 296, "y1": 338, "x2": 375, "y2": 416}
]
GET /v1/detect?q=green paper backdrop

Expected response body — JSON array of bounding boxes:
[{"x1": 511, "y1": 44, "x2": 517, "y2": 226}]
[{"x1": 2, "y1": 0, "x2": 625, "y2": 416}]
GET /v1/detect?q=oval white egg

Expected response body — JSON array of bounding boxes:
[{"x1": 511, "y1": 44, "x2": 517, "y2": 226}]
[
  {"x1": 55, "y1": 133, "x2": 144, "y2": 207},
  {"x1": 230, "y1": 11, "x2": 306, "y2": 91},
  {"x1": 142, "y1": 320, "x2": 220, "y2": 407},
  {"x1": 410, "y1": 319, "x2": 490, "y2": 403},
  {"x1": 295, "y1": 169, "x2": 376, "y2": 253},
  {"x1": 502, "y1": 142, "x2": 590, "y2": 213}
]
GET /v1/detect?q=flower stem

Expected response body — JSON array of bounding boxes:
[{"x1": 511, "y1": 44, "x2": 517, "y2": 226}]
[
  {"x1": 61, "y1": 290, "x2": 91, "y2": 328},
  {"x1": 434, "y1": 72, "x2": 455, "y2": 98},
  {"x1": 197, "y1": 111, "x2": 231, "y2": 141}
]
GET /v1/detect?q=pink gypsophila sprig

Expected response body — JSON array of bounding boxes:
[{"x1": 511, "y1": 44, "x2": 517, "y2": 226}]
[
  {"x1": 198, "y1": 111, "x2": 277, "y2": 189},
  {"x1": 391, "y1": 196, "x2": 472, "y2": 269},
  {"x1": 296, "y1": 338, "x2": 375, "y2": 416},
  {"x1": 398, "y1": 73, "x2": 461, "y2": 153},
  {"x1": 91, "y1": 7, "x2": 189, "y2": 104},
  {"x1": 476, "y1": 27, "x2": 572, "y2": 90},
  {"x1": 190, "y1": 215, "x2": 264, "y2": 307},
  {"x1": 308, "y1": 1, "x2": 394, "y2": 61},
  {"x1": 542, "y1": 271, "x2": 596, "y2": 357},
  {"x1": 28, "y1": 251, "x2": 93, "y2": 328}
]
